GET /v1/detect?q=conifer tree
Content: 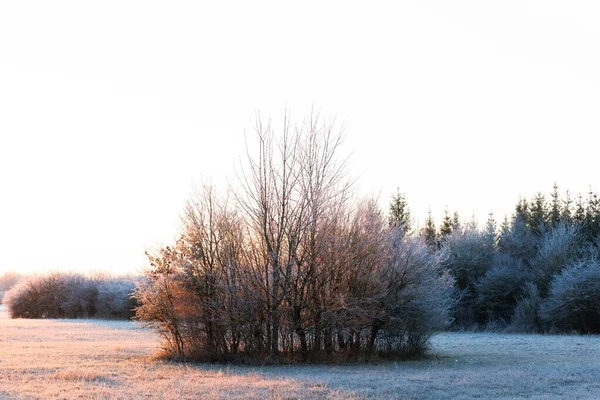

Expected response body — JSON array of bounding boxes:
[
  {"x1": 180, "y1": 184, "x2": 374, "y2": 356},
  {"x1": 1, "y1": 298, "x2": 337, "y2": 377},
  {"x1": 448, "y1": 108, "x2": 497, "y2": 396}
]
[
  {"x1": 584, "y1": 188, "x2": 600, "y2": 241},
  {"x1": 550, "y1": 183, "x2": 561, "y2": 228},
  {"x1": 388, "y1": 188, "x2": 412, "y2": 236},
  {"x1": 574, "y1": 194, "x2": 586, "y2": 225},
  {"x1": 485, "y1": 212, "x2": 497, "y2": 250},
  {"x1": 529, "y1": 192, "x2": 548, "y2": 235},
  {"x1": 452, "y1": 211, "x2": 461, "y2": 232},
  {"x1": 500, "y1": 215, "x2": 510, "y2": 236},
  {"x1": 562, "y1": 189, "x2": 573, "y2": 225},
  {"x1": 421, "y1": 208, "x2": 438, "y2": 249},
  {"x1": 440, "y1": 207, "x2": 453, "y2": 238},
  {"x1": 515, "y1": 198, "x2": 529, "y2": 224}
]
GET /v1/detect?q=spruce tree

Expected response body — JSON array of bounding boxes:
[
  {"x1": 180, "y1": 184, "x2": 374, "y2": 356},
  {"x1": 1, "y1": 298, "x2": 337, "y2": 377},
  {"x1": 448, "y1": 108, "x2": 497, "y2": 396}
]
[
  {"x1": 515, "y1": 198, "x2": 529, "y2": 224},
  {"x1": 562, "y1": 189, "x2": 573, "y2": 225},
  {"x1": 529, "y1": 192, "x2": 547, "y2": 235},
  {"x1": 388, "y1": 188, "x2": 412, "y2": 236},
  {"x1": 452, "y1": 211, "x2": 461, "y2": 232},
  {"x1": 574, "y1": 194, "x2": 586, "y2": 225},
  {"x1": 550, "y1": 183, "x2": 561, "y2": 228},
  {"x1": 500, "y1": 215, "x2": 510, "y2": 236},
  {"x1": 421, "y1": 208, "x2": 438, "y2": 249},
  {"x1": 584, "y1": 188, "x2": 600, "y2": 241},
  {"x1": 485, "y1": 212, "x2": 497, "y2": 251},
  {"x1": 440, "y1": 207, "x2": 453, "y2": 238}
]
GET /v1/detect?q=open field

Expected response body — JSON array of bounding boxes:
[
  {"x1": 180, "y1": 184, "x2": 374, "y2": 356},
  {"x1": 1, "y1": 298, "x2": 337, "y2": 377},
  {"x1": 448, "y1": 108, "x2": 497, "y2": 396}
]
[{"x1": 1, "y1": 305, "x2": 600, "y2": 399}]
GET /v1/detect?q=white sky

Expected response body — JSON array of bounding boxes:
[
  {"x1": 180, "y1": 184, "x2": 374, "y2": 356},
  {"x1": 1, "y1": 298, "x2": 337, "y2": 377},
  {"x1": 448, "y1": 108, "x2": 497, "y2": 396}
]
[{"x1": 1, "y1": 1, "x2": 599, "y2": 275}]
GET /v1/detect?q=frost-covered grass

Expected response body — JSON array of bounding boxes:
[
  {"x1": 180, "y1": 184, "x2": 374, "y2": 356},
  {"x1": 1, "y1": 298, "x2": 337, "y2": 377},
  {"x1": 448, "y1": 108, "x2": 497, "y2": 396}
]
[{"x1": 1, "y1": 305, "x2": 600, "y2": 399}]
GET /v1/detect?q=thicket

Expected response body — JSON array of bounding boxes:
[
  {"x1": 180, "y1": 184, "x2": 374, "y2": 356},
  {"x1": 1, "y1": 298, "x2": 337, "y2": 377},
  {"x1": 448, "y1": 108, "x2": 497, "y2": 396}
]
[
  {"x1": 134, "y1": 113, "x2": 455, "y2": 362},
  {"x1": 3, "y1": 271, "x2": 138, "y2": 319},
  {"x1": 420, "y1": 184, "x2": 600, "y2": 334}
]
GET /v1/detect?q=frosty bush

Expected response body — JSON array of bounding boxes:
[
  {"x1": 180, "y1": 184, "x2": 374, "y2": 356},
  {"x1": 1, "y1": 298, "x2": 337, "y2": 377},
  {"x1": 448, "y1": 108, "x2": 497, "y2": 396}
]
[
  {"x1": 3, "y1": 278, "x2": 44, "y2": 318},
  {"x1": 440, "y1": 226, "x2": 494, "y2": 327},
  {"x1": 497, "y1": 216, "x2": 537, "y2": 265},
  {"x1": 0, "y1": 271, "x2": 21, "y2": 304},
  {"x1": 59, "y1": 274, "x2": 99, "y2": 318},
  {"x1": 374, "y1": 234, "x2": 455, "y2": 356},
  {"x1": 475, "y1": 259, "x2": 534, "y2": 324},
  {"x1": 509, "y1": 282, "x2": 543, "y2": 333},
  {"x1": 541, "y1": 258, "x2": 600, "y2": 333},
  {"x1": 96, "y1": 278, "x2": 137, "y2": 319},
  {"x1": 531, "y1": 223, "x2": 580, "y2": 294},
  {"x1": 3, "y1": 272, "x2": 138, "y2": 319}
]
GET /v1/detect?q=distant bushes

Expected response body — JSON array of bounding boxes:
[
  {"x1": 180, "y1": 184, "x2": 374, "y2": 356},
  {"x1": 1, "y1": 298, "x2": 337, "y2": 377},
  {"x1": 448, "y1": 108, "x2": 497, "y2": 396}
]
[{"x1": 3, "y1": 272, "x2": 137, "y2": 320}]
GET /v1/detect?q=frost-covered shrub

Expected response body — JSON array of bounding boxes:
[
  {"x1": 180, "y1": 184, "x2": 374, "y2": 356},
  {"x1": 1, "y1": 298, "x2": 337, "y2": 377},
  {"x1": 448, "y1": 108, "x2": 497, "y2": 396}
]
[
  {"x1": 59, "y1": 274, "x2": 98, "y2": 318},
  {"x1": 96, "y1": 279, "x2": 137, "y2": 319},
  {"x1": 441, "y1": 226, "x2": 494, "y2": 326},
  {"x1": 541, "y1": 259, "x2": 600, "y2": 333},
  {"x1": 531, "y1": 223, "x2": 580, "y2": 293},
  {"x1": 475, "y1": 260, "x2": 534, "y2": 323},
  {"x1": 3, "y1": 272, "x2": 138, "y2": 320},
  {"x1": 509, "y1": 282, "x2": 543, "y2": 333},
  {"x1": 497, "y1": 216, "x2": 537, "y2": 265},
  {"x1": 0, "y1": 271, "x2": 21, "y2": 304},
  {"x1": 374, "y1": 235, "x2": 455, "y2": 356},
  {"x1": 442, "y1": 226, "x2": 495, "y2": 291},
  {"x1": 3, "y1": 278, "x2": 44, "y2": 318}
]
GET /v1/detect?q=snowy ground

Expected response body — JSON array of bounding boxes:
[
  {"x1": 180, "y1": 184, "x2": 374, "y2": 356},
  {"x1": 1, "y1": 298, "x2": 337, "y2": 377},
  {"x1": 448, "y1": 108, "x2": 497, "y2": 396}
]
[{"x1": 1, "y1": 305, "x2": 599, "y2": 399}]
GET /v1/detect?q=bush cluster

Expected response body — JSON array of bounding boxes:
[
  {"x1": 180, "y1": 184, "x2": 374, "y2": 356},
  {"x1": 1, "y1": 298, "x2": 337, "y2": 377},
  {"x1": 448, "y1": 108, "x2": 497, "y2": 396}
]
[
  {"x1": 3, "y1": 272, "x2": 137, "y2": 319},
  {"x1": 134, "y1": 115, "x2": 455, "y2": 362}
]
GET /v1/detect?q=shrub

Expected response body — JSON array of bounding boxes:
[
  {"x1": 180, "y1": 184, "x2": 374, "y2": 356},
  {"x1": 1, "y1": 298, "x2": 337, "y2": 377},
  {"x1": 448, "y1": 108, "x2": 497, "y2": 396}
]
[
  {"x1": 541, "y1": 258, "x2": 600, "y2": 333},
  {"x1": 3, "y1": 278, "x2": 44, "y2": 318},
  {"x1": 531, "y1": 223, "x2": 580, "y2": 294},
  {"x1": 96, "y1": 278, "x2": 137, "y2": 319},
  {"x1": 497, "y1": 216, "x2": 537, "y2": 265},
  {"x1": 374, "y1": 234, "x2": 455, "y2": 356},
  {"x1": 509, "y1": 282, "x2": 543, "y2": 333},
  {"x1": 60, "y1": 274, "x2": 98, "y2": 318},
  {"x1": 441, "y1": 226, "x2": 495, "y2": 327},
  {"x1": 3, "y1": 272, "x2": 138, "y2": 320},
  {"x1": 0, "y1": 271, "x2": 21, "y2": 304},
  {"x1": 475, "y1": 259, "x2": 534, "y2": 324}
]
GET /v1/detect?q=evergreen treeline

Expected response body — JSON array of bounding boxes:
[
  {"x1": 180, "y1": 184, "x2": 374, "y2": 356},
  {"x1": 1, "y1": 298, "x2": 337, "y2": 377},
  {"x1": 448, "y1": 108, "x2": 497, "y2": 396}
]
[
  {"x1": 3, "y1": 271, "x2": 138, "y2": 319},
  {"x1": 399, "y1": 184, "x2": 600, "y2": 333}
]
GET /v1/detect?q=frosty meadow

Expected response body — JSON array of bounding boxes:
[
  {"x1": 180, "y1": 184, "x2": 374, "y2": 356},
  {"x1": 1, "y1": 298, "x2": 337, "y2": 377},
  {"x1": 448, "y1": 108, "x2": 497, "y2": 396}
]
[{"x1": 2, "y1": 305, "x2": 600, "y2": 399}]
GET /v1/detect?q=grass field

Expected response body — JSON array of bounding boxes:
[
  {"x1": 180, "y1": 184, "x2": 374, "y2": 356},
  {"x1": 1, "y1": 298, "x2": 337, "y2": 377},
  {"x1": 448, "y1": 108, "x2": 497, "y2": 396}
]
[{"x1": 1, "y1": 305, "x2": 600, "y2": 399}]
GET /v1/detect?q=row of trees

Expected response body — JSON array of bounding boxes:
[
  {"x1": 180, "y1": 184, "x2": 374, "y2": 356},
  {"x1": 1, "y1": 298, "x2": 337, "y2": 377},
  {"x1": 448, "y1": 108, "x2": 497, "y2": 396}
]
[
  {"x1": 3, "y1": 271, "x2": 138, "y2": 319},
  {"x1": 389, "y1": 184, "x2": 600, "y2": 333},
  {"x1": 134, "y1": 113, "x2": 455, "y2": 362}
]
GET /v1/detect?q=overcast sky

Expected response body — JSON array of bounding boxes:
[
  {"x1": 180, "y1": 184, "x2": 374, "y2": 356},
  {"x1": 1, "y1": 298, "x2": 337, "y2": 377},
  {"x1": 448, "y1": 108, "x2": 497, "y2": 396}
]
[{"x1": 1, "y1": 1, "x2": 599, "y2": 274}]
